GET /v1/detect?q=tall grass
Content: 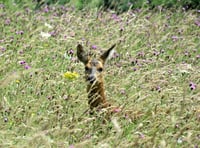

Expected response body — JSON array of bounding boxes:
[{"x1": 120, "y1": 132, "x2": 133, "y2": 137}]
[{"x1": 0, "y1": 2, "x2": 200, "y2": 147}]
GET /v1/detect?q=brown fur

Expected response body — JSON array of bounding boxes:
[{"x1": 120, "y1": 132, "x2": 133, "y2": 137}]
[
  {"x1": 77, "y1": 44, "x2": 115, "y2": 111},
  {"x1": 87, "y1": 78, "x2": 109, "y2": 110}
]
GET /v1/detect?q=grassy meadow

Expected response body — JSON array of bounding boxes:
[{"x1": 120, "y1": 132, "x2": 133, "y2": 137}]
[{"x1": 0, "y1": 2, "x2": 200, "y2": 148}]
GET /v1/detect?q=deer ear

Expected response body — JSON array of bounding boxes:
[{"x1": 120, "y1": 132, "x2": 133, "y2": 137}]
[
  {"x1": 77, "y1": 44, "x2": 89, "y2": 64},
  {"x1": 100, "y1": 44, "x2": 116, "y2": 64}
]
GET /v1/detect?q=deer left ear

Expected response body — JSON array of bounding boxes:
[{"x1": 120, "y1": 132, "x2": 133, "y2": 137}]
[
  {"x1": 100, "y1": 44, "x2": 116, "y2": 64},
  {"x1": 77, "y1": 44, "x2": 89, "y2": 64}
]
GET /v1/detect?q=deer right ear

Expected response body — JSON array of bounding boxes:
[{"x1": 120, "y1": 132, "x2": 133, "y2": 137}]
[
  {"x1": 100, "y1": 44, "x2": 116, "y2": 64},
  {"x1": 77, "y1": 44, "x2": 89, "y2": 64}
]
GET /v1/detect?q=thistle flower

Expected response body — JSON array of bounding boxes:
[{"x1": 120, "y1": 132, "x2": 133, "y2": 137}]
[
  {"x1": 133, "y1": 68, "x2": 137, "y2": 71},
  {"x1": 50, "y1": 31, "x2": 56, "y2": 37},
  {"x1": 120, "y1": 89, "x2": 126, "y2": 95},
  {"x1": 1, "y1": 47, "x2": 6, "y2": 51},
  {"x1": 44, "y1": 6, "x2": 49, "y2": 13},
  {"x1": 156, "y1": 86, "x2": 161, "y2": 92},
  {"x1": 91, "y1": 45, "x2": 97, "y2": 50},
  {"x1": 194, "y1": 20, "x2": 200, "y2": 27},
  {"x1": 113, "y1": 107, "x2": 121, "y2": 113},
  {"x1": 69, "y1": 145, "x2": 75, "y2": 148},
  {"x1": 0, "y1": 4, "x2": 5, "y2": 8},
  {"x1": 19, "y1": 60, "x2": 26, "y2": 65},
  {"x1": 5, "y1": 19, "x2": 10, "y2": 25},
  {"x1": 68, "y1": 49, "x2": 74, "y2": 55},
  {"x1": 171, "y1": 36, "x2": 179, "y2": 41},
  {"x1": 63, "y1": 72, "x2": 79, "y2": 80},
  {"x1": 16, "y1": 31, "x2": 24, "y2": 35},
  {"x1": 24, "y1": 64, "x2": 31, "y2": 70},
  {"x1": 189, "y1": 82, "x2": 196, "y2": 90}
]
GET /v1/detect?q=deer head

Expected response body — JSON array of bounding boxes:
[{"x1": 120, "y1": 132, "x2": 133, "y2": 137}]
[{"x1": 77, "y1": 44, "x2": 116, "y2": 84}]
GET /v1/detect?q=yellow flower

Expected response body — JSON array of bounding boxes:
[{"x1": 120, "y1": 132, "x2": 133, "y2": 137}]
[
  {"x1": 63, "y1": 72, "x2": 79, "y2": 80},
  {"x1": 16, "y1": 80, "x2": 20, "y2": 83},
  {"x1": 31, "y1": 113, "x2": 35, "y2": 117}
]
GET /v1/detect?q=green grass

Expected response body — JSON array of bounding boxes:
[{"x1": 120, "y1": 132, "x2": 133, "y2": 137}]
[{"x1": 0, "y1": 2, "x2": 200, "y2": 148}]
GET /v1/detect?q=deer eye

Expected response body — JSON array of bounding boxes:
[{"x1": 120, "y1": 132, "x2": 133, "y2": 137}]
[
  {"x1": 98, "y1": 68, "x2": 103, "y2": 72},
  {"x1": 85, "y1": 67, "x2": 90, "y2": 71}
]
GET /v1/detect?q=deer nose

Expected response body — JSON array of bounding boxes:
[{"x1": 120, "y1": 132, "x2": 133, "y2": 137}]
[{"x1": 87, "y1": 75, "x2": 96, "y2": 83}]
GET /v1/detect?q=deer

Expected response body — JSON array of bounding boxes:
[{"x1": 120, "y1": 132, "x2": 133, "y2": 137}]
[
  {"x1": 76, "y1": 44, "x2": 143, "y2": 122},
  {"x1": 77, "y1": 44, "x2": 116, "y2": 114}
]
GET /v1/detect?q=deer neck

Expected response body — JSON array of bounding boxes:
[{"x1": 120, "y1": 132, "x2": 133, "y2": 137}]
[{"x1": 87, "y1": 81, "x2": 107, "y2": 109}]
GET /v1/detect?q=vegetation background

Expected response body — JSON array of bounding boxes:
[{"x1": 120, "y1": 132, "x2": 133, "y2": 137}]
[{"x1": 0, "y1": 0, "x2": 200, "y2": 147}]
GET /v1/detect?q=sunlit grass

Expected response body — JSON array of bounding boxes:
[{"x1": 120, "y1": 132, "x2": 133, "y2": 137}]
[{"x1": 0, "y1": 2, "x2": 200, "y2": 147}]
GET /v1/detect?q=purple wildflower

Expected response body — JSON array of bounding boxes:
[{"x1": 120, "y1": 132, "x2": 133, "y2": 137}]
[
  {"x1": 0, "y1": 4, "x2": 5, "y2": 8},
  {"x1": 84, "y1": 134, "x2": 92, "y2": 139},
  {"x1": 194, "y1": 20, "x2": 200, "y2": 27},
  {"x1": 113, "y1": 52, "x2": 119, "y2": 58},
  {"x1": 175, "y1": 124, "x2": 179, "y2": 128},
  {"x1": 50, "y1": 31, "x2": 56, "y2": 36},
  {"x1": 19, "y1": 50, "x2": 24, "y2": 54},
  {"x1": 63, "y1": 95, "x2": 68, "y2": 100},
  {"x1": 137, "y1": 51, "x2": 145, "y2": 57},
  {"x1": 136, "y1": 132, "x2": 145, "y2": 139},
  {"x1": 113, "y1": 108, "x2": 121, "y2": 113},
  {"x1": 1, "y1": 47, "x2": 6, "y2": 51},
  {"x1": 47, "y1": 96, "x2": 52, "y2": 100},
  {"x1": 19, "y1": 60, "x2": 26, "y2": 65},
  {"x1": 140, "y1": 133, "x2": 145, "y2": 139},
  {"x1": 196, "y1": 55, "x2": 200, "y2": 59},
  {"x1": 124, "y1": 114, "x2": 129, "y2": 119},
  {"x1": 16, "y1": 31, "x2": 24, "y2": 35},
  {"x1": 156, "y1": 86, "x2": 161, "y2": 92},
  {"x1": 44, "y1": 6, "x2": 49, "y2": 13},
  {"x1": 24, "y1": 64, "x2": 31, "y2": 69},
  {"x1": 25, "y1": 8, "x2": 31, "y2": 13},
  {"x1": 91, "y1": 45, "x2": 97, "y2": 50},
  {"x1": 5, "y1": 19, "x2": 10, "y2": 25},
  {"x1": 69, "y1": 145, "x2": 75, "y2": 148},
  {"x1": 70, "y1": 57, "x2": 77, "y2": 62},
  {"x1": 153, "y1": 51, "x2": 160, "y2": 56},
  {"x1": 111, "y1": 14, "x2": 121, "y2": 22},
  {"x1": 145, "y1": 16, "x2": 150, "y2": 20},
  {"x1": 120, "y1": 89, "x2": 126, "y2": 95},
  {"x1": 111, "y1": 14, "x2": 118, "y2": 20},
  {"x1": 133, "y1": 68, "x2": 137, "y2": 71},
  {"x1": 19, "y1": 31, "x2": 24, "y2": 35},
  {"x1": 171, "y1": 36, "x2": 179, "y2": 41},
  {"x1": 189, "y1": 82, "x2": 197, "y2": 90},
  {"x1": 68, "y1": 49, "x2": 74, "y2": 55},
  {"x1": 184, "y1": 51, "x2": 190, "y2": 56}
]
